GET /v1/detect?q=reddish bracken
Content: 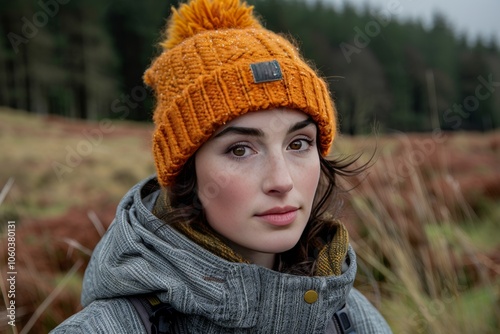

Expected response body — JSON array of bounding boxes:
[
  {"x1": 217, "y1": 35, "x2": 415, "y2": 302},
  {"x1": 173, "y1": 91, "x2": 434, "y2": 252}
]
[{"x1": 0, "y1": 205, "x2": 115, "y2": 332}]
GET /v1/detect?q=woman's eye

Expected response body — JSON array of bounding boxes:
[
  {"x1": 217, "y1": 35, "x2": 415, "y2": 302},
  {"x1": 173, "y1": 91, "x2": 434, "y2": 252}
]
[
  {"x1": 288, "y1": 139, "x2": 312, "y2": 151},
  {"x1": 231, "y1": 146, "x2": 248, "y2": 157},
  {"x1": 228, "y1": 144, "x2": 254, "y2": 158}
]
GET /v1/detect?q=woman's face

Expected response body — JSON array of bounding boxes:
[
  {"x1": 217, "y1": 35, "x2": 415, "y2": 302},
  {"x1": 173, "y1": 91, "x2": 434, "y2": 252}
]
[{"x1": 195, "y1": 109, "x2": 321, "y2": 268}]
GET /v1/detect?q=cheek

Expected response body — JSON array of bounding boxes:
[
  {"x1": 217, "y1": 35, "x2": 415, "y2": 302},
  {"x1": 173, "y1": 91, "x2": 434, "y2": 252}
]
[
  {"x1": 294, "y1": 156, "x2": 321, "y2": 198},
  {"x1": 196, "y1": 163, "x2": 254, "y2": 221}
]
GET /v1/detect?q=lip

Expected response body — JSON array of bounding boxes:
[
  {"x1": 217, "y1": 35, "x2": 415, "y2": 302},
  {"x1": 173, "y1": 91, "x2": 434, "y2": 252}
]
[{"x1": 255, "y1": 206, "x2": 299, "y2": 226}]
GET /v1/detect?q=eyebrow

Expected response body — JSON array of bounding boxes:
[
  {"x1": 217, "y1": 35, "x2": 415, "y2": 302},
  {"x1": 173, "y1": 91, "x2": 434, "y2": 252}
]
[
  {"x1": 214, "y1": 126, "x2": 264, "y2": 138},
  {"x1": 214, "y1": 118, "x2": 315, "y2": 139},
  {"x1": 288, "y1": 118, "x2": 315, "y2": 133}
]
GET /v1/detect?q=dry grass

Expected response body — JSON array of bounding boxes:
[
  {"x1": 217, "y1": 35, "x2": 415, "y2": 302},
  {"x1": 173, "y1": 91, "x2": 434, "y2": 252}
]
[
  {"x1": 334, "y1": 131, "x2": 500, "y2": 333},
  {"x1": 0, "y1": 108, "x2": 499, "y2": 333},
  {"x1": 0, "y1": 108, "x2": 154, "y2": 333}
]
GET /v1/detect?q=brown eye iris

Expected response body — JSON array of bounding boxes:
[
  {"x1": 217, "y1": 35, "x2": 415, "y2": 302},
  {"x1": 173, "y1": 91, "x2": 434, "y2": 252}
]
[
  {"x1": 232, "y1": 146, "x2": 246, "y2": 157},
  {"x1": 289, "y1": 140, "x2": 303, "y2": 150}
]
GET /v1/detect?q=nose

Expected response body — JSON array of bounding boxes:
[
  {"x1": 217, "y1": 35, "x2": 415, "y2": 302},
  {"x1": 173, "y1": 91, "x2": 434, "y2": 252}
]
[{"x1": 262, "y1": 152, "x2": 293, "y2": 195}]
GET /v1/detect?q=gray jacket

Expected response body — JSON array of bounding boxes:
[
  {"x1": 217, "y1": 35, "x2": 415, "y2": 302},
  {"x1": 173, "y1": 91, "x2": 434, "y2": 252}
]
[{"x1": 52, "y1": 176, "x2": 392, "y2": 333}]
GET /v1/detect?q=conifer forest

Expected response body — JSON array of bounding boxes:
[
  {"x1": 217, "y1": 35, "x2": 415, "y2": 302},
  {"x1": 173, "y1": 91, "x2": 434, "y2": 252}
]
[{"x1": 1, "y1": 0, "x2": 499, "y2": 134}]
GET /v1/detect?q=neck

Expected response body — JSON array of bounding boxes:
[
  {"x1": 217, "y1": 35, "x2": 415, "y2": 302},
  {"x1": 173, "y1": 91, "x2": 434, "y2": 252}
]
[
  {"x1": 225, "y1": 240, "x2": 276, "y2": 269},
  {"x1": 248, "y1": 252, "x2": 276, "y2": 269}
]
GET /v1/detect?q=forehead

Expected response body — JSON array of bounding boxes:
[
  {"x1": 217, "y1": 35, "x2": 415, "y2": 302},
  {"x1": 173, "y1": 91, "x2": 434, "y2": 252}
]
[{"x1": 214, "y1": 108, "x2": 312, "y2": 135}]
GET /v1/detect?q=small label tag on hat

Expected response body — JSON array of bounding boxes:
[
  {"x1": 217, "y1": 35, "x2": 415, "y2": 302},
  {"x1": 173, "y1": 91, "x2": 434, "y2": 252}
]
[{"x1": 250, "y1": 60, "x2": 283, "y2": 83}]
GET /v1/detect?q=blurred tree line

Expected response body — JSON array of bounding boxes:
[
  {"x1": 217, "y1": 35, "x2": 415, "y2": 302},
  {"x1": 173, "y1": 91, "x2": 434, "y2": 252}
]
[{"x1": 1, "y1": 0, "x2": 499, "y2": 133}]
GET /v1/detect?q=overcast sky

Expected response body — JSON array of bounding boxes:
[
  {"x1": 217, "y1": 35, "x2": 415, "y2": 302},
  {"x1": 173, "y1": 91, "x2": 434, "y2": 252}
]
[{"x1": 318, "y1": 0, "x2": 500, "y2": 44}]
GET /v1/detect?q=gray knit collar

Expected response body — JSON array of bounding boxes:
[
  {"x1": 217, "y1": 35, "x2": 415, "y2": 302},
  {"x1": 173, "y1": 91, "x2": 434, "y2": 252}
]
[{"x1": 82, "y1": 176, "x2": 357, "y2": 329}]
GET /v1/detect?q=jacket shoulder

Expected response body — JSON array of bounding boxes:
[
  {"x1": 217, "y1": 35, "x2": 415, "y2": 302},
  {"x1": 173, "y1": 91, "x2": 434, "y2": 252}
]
[
  {"x1": 347, "y1": 288, "x2": 393, "y2": 333},
  {"x1": 50, "y1": 298, "x2": 146, "y2": 334}
]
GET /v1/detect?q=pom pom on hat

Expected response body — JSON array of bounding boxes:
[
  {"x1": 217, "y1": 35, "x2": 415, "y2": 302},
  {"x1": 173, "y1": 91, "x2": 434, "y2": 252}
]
[
  {"x1": 146, "y1": 0, "x2": 337, "y2": 187},
  {"x1": 162, "y1": 0, "x2": 261, "y2": 50}
]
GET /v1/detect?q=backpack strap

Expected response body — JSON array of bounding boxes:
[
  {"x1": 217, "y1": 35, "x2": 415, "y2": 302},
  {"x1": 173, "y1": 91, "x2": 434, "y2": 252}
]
[
  {"x1": 332, "y1": 304, "x2": 356, "y2": 334},
  {"x1": 129, "y1": 295, "x2": 176, "y2": 334}
]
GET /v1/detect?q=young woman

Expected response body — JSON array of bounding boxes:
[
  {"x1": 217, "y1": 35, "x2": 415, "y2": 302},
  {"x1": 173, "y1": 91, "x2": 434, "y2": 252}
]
[{"x1": 52, "y1": 0, "x2": 392, "y2": 332}]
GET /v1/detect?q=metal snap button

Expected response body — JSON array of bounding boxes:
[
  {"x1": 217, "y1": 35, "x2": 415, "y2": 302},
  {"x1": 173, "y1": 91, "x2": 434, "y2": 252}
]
[{"x1": 304, "y1": 290, "x2": 318, "y2": 304}]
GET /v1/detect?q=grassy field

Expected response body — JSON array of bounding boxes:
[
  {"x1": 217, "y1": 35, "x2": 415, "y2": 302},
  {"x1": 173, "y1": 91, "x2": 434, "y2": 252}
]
[{"x1": 0, "y1": 107, "x2": 499, "y2": 333}]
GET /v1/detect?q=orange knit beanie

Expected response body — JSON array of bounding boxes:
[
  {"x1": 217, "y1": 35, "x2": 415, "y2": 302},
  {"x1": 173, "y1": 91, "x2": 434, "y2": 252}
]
[{"x1": 145, "y1": 0, "x2": 337, "y2": 187}]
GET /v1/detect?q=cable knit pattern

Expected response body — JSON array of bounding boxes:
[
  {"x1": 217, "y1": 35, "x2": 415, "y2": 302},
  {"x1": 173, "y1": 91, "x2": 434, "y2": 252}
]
[{"x1": 144, "y1": 0, "x2": 336, "y2": 186}]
